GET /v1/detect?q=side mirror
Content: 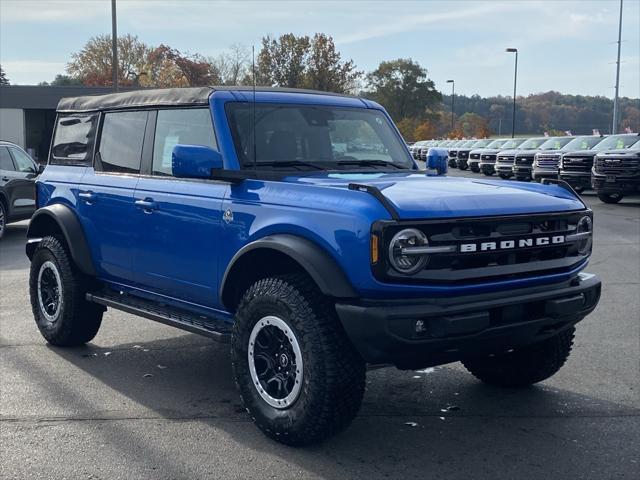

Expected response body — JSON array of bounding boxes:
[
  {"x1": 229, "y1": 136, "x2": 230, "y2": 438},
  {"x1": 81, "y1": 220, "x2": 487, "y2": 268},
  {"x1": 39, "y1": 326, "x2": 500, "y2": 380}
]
[
  {"x1": 172, "y1": 145, "x2": 223, "y2": 179},
  {"x1": 425, "y1": 147, "x2": 448, "y2": 176}
]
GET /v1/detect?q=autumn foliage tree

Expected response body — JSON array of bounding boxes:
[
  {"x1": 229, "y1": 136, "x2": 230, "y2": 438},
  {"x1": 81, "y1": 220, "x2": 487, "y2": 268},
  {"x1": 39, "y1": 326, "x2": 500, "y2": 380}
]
[{"x1": 143, "y1": 45, "x2": 219, "y2": 87}]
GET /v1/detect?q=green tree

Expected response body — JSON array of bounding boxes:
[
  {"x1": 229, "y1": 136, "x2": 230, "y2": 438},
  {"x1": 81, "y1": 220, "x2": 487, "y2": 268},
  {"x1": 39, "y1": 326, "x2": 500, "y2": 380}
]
[
  {"x1": 256, "y1": 33, "x2": 361, "y2": 93},
  {"x1": 365, "y1": 59, "x2": 441, "y2": 121},
  {"x1": 67, "y1": 34, "x2": 150, "y2": 86},
  {"x1": 0, "y1": 65, "x2": 9, "y2": 86}
]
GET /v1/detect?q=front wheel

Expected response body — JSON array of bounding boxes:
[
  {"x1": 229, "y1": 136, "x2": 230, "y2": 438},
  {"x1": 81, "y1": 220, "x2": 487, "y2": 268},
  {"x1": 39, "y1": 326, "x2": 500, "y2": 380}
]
[
  {"x1": 597, "y1": 192, "x2": 623, "y2": 204},
  {"x1": 462, "y1": 327, "x2": 575, "y2": 387},
  {"x1": 29, "y1": 236, "x2": 103, "y2": 346},
  {"x1": 232, "y1": 275, "x2": 366, "y2": 446}
]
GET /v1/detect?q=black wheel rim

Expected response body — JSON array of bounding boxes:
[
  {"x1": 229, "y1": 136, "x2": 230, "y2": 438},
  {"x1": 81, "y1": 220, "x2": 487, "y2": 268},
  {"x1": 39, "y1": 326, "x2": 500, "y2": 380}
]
[
  {"x1": 37, "y1": 261, "x2": 62, "y2": 323},
  {"x1": 248, "y1": 316, "x2": 303, "y2": 409}
]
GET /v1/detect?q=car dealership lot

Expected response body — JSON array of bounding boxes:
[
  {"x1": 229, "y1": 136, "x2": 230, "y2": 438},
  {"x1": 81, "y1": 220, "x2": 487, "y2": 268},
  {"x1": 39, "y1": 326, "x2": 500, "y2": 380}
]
[{"x1": 1, "y1": 173, "x2": 638, "y2": 479}]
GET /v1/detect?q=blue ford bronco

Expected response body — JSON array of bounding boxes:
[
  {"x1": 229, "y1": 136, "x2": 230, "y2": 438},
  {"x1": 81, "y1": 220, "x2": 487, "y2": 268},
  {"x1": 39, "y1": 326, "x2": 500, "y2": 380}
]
[{"x1": 27, "y1": 87, "x2": 601, "y2": 445}]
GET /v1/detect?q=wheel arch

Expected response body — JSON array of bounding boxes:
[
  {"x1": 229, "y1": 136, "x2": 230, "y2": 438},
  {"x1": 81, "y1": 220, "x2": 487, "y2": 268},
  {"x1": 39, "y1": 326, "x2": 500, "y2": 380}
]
[
  {"x1": 220, "y1": 234, "x2": 357, "y2": 312},
  {"x1": 26, "y1": 204, "x2": 96, "y2": 276}
]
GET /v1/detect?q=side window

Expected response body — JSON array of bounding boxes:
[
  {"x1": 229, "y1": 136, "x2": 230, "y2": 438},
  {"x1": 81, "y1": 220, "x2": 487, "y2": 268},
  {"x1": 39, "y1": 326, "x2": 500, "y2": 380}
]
[
  {"x1": 10, "y1": 148, "x2": 37, "y2": 173},
  {"x1": 97, "y1": 111, "x2": 148, "y2": 174},
  {"x1": 0, "y1": 147, "x2": 16, "y2": 171},
  {"x1": 152, "y1": 108, "x2": 216, "y2": 176},
  {"x1": 50, "y1": 113, "x2": 98, "y2": 164}
]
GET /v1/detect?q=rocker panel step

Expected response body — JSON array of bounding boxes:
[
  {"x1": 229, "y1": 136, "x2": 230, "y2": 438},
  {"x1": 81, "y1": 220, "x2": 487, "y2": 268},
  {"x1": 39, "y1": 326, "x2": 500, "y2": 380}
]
[{"x1": 86, "y1": 291, "x2": 232, "y2": 343}]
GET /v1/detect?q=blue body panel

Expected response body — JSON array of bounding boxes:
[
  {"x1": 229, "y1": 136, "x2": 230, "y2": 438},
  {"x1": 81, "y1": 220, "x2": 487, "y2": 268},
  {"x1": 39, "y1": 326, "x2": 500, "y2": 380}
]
[{"x1": 36, "y1": 89, "x2": 591, "y2": 319}]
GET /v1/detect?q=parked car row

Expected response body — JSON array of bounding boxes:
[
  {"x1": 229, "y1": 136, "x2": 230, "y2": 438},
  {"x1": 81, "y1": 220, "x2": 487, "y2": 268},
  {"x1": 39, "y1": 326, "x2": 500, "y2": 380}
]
[{"x1": 410, "y1": 133, "x2": 639, "y2": 204}]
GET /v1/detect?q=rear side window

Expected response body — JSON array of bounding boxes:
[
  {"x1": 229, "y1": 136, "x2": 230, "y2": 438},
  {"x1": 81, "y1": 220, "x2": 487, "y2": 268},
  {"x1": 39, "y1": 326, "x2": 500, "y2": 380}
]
[
  {"x1": 0, "y1": 147, "x2": 15, "y2": 171},
  {"x1": 50, "y1": 113, "x2": 98, "y2": 164},
  {"x1": 152, "y1": 108, "x2": 216, "y2": 176},
  {"x1": 10, "y1": 148, "x2": 36, "y2": 172},
  {"x1": 97, "y1": 111, "x2": 148, "y2": 174}
]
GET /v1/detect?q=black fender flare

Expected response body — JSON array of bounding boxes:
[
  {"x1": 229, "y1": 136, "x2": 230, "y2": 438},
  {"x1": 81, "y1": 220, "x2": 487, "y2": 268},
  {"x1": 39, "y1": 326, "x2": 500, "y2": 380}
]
[
  {"x1": 220, "y1": 234, "x2": 358, "y2": 302},
  {"x1": 26, "y1": 204, "x2": 96, "y2": 276}
]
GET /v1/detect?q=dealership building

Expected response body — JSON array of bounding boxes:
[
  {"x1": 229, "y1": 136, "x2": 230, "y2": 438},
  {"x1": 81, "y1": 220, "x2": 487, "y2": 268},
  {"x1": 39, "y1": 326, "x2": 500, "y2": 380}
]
[{"x1": 0, "y1": 86, "x2": 132, "y2": 163}]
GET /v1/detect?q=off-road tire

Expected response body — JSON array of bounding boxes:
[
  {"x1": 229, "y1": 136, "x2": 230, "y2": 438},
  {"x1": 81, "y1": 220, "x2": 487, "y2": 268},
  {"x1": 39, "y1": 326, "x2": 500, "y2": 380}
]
[
  {"x1": 459, "y1": 164, "x2": 468, "y2": 171},
  {"x1": 597, "y1": 192, "x2": 623, "y2": 204},
  {"x1": 232, "y1": 274, "x2": 366, "y2": 446},
  {"x1": 462, "y1": 327, "x2": 575, "y2": 387},
  {"x1": 29, "y1": 236, "x2": 103, "y2": 346}
]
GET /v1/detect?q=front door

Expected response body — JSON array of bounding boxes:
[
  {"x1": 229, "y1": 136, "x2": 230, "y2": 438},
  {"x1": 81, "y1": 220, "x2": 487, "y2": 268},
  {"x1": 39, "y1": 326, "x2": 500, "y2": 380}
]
[
  {"x1": 77, "y1": 110, "x2": 148, "y2": 284},
  {"x1": 0, "y1": 146, "x2": 38, "y2": 220},
  {"x1": 132, "y1": 107, "x2": 228, "y2": 308}
]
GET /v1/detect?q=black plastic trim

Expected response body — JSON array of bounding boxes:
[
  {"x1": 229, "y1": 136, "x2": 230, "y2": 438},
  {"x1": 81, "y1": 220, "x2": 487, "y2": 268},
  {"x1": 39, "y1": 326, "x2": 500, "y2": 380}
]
[
  {"x1": 220, "y1": 234, "x2": 357, "y2": 302},
  {"x1": 348, "y1": 183, "x2": 400, "y2": 220},
  {"x1": 26, "y1": 204, "x2": 96, "y2": 276}
]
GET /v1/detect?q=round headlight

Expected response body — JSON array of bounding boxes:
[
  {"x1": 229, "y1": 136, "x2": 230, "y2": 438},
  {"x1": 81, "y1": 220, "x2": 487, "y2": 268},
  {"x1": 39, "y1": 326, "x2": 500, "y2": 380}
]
[
  {"x1": 388, "y1": 228, "x2": 429, "y2": 274},
  {"x1": 576, "y1": 215, "x2": 592, "y2": 254}
]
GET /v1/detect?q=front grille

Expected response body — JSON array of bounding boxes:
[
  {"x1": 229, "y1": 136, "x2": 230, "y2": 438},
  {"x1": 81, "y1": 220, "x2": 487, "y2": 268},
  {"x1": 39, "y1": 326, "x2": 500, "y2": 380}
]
[
  {"x1": 481, "y1": 154, "x2": 496, "y2": 163},
  {"x1": 497, "y1": 155, "x2": 514, "y2": 164},
  {"x1": 449, "y1": 151, "x2": 458, "y2": 158},
  {"x1": 594, "y1": 157, "x2": 640, "y2": 174},
  {"x1": 562, "y1": 156, "x2": 592, "y2": 172},
  {"x1": 470, "y1": 153, "x2": 480, "y2": 160},
  {"x1": 536, "y1": 155, "x2": 560, "y2": 169},
  {"x1": 458, "y1": 151, "x2": 469, "y2": 159},
  {"x1": 376, "y1": 212, "x2": 590, "y2": 285},
  {"x1": 515, "y1": 156, "x2": 534, "y2": 165}
]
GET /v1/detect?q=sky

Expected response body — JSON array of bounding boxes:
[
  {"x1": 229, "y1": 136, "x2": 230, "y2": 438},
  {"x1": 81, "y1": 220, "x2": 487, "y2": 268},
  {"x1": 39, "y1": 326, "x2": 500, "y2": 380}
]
[{"x1": 1, "y1": 0, "x2": 639, "y2": 99}]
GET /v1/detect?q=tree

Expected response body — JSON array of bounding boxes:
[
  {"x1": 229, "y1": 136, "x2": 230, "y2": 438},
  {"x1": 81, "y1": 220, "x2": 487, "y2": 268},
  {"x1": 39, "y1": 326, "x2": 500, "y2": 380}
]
[
  {"x1": 256, "y1": 33, "x2": 361, "y2": 93},
  {"x1": 40, "y1": 74, "x2": 83, "y2": 86},
  {"x1": 144, "y1": 45, "x2": 219, "y2": 87},
  {"x1": 0, "y1": 65, "x2": 9, "y2": 86},
  {"x1": 67, "y1": 34, "x2": 150, "y2": 86},
  {"x1": 395, "y1": 118, "x2": 420, "y2": 142},
  {"x1": 305, "y1": 34, "x2": 361, "y2": 93},
  {"x1": 365, "y1": 59, "x2": 441, "y2": 121},
  {"x1": 414, "y1": 120, "x2": 438, "y2": 141},
  {"x1": 455, "y1": 112, "x2": 491, "y2": 138},
  {"x1": 211, "y1": 43, "x2": 251, "y2": 86}
]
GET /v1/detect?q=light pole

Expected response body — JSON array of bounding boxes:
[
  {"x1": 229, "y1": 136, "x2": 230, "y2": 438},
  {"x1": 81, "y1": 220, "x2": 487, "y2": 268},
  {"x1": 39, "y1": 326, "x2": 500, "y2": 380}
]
[
  {"x1": 612, "y1": 0, "x2": 623, "y2": 134},
  {"x1": 446, "y1": 79, "x2": 455, "y2": 132},
  {"x1": 111, "y1": 0, "x2": 118, "y2": 91},
  {"x1": 506, "y1": 48, "x2": 518, "y2": 137}
]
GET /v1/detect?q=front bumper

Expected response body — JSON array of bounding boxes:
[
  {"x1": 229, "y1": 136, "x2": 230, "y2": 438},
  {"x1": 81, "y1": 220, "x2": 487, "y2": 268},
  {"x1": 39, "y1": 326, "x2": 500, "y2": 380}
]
[
  {"x1": 532, "y1": 169, "x2": 558, "y2": 182},
  {"x1": 335, "y1": 273, "x2": 601, "y2": 369},
  {"x1": 496, "y1": 163, "x2": 514, "y2": 175},
  {"x1": 480, "y1": 163, "x2": 495, "y2": 174},
  {"x1": 513, "y1": 165, "x2": 532, "y2": 178},
  {"x1": 560, "y1": 171, "x2": 591, "y2": 189},
  {"x1": 592, "y1": 172, "x2": 640, "y2": 194}
]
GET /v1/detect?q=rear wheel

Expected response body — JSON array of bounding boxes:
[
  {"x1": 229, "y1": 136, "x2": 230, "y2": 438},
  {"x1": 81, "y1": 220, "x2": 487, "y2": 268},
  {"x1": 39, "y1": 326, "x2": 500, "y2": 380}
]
[
  {"x1": 29, "y1": 236, "x2": 103, "y2": 346},
  {"x1": 597, "y1": 192, "x2": 623, "y2": 204},
  {"x1": 232, "y1": 275, "x2": 366, "y2": 446},
  {"x1": 0, "y1": 200, "x2": 5, "y2": 239},
  {"x1": 462, "y1": 327, "x2": 575, "y2": 387}
]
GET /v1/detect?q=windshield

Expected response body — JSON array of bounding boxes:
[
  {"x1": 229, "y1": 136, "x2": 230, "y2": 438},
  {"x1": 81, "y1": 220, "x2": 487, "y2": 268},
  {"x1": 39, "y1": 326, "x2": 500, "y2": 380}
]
[
  {"x1": 593, "y1": 134, "x2": 640, "y2": 151},
  {"x1": 225, "y1": 103, "x2": 414, "y2": 170},
  {"x1": 471, "y1": 139, "x2": 492, "y2": 148},
  {"x1": 485, "y1": 139, "x2": 507, "y2": 149},
  {"x1": 462, "y1": 140, "x2": 477, "y2": 147},
  {"x1": 501, "y1": 138, "x2": 527, "y2": 149},
  {"x1": 539, "y1": 137, "x2": 574, "y2": 150},
  {"x1": 563, "y1": 136, "x2": 604, "y2": 151},
  {"x1": 518, "y1": 138, "x2": 547, "y2": 150}
]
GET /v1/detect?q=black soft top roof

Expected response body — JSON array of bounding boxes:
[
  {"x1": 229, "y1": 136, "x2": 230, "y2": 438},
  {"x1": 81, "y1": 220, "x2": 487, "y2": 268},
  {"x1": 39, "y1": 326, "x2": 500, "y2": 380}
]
[{"x1": 56, "y1": 86, "x2": 353, "y2": 113}]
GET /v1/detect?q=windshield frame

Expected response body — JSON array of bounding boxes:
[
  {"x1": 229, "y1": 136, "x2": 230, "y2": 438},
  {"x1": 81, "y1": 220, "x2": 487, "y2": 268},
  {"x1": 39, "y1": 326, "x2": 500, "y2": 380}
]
[{"x1": 224, "y1": 102, "x2": 415, "y2": 171}]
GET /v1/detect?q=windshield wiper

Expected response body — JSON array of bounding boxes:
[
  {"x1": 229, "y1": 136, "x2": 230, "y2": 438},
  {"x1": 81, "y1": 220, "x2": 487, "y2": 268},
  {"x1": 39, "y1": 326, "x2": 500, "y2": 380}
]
[
  {"x1": 253, "y1": 160, "x2": 325, "y2": 171},
  {"x1": 336, "y1": 159, "x2": 405, "y2": 169}
]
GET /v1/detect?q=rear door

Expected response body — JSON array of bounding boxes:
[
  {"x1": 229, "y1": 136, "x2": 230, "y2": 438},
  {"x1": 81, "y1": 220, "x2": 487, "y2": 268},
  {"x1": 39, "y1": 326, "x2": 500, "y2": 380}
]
[
  {"x1": 78, "y1": 110, "x2": 148, "y2": 284},
  {"x1": 6, "y1": 146, "x2": 38, "y2": 218},
  {"x1": 132, "y1": 107, "x2": 228, "y2": 308}
]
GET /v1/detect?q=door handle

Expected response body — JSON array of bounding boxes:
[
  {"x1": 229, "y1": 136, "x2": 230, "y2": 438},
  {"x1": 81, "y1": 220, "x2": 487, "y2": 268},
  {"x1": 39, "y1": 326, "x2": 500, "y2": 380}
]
[
  {"x1": 78, "y1": 191, "x2": 95, "y2": 204},
  {"x1": 135, "y1": 198, "x2": 158, "y2": 212},
  {"x1": 1, "y1": 176, "x2": 9, "y2": 181}
]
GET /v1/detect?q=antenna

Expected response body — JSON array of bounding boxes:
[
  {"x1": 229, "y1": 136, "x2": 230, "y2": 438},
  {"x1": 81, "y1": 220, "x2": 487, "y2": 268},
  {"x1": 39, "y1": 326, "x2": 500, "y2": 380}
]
[{"x1": 252, "y1": 45, "x2": 257, "y2": 170}]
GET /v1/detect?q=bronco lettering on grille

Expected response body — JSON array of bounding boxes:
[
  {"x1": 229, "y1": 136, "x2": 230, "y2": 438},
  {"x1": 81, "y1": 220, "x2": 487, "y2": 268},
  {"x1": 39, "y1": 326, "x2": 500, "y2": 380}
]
[{"x1": 460, "y1": 236, "x2": 565, "y2": 252}]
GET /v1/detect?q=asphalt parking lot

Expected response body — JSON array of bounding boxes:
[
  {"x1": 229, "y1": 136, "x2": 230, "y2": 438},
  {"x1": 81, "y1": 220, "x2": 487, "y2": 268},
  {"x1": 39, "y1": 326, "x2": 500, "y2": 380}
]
[{"x1": 1, "y1": 171, "x2": 638, "y2": 480}]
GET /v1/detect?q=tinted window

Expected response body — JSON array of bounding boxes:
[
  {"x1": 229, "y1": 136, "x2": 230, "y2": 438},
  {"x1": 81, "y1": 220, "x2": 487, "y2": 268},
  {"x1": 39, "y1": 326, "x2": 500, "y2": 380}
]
[
  {"x1": 10, "y1": 148, "x2": 36, "y2": 172},
  {"x1": 152, "y1": 108, "x2": 216, "y2": 176},
  {"x1": 51, "y1": 113, "x2": 98, "y2": 164},
  {"x1": 97, "y1": 111, "x2": 147, "y2": 174},
  {"x1": 0, "y1": 147, "x2": 15, "y2": 171}
]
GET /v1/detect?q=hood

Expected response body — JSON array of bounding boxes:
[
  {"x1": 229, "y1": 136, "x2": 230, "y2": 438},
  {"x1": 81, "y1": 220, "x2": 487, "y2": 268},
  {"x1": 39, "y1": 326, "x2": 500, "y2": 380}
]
[
  {"x1": 563, "y1": 149, "x2": 597, "y2": 158},
  {"x1": 535, "y1": 149, "x2": 564, "y2": 158},
  {"x1": 496, "y1": 149, "x2": 520, "y2": 156},
  {"x1": 286, "y1": 172, "x2": 585, "y2": 219},
  {"x1": 596, "y1": 148, "x2": 640, "y2": 158}
]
